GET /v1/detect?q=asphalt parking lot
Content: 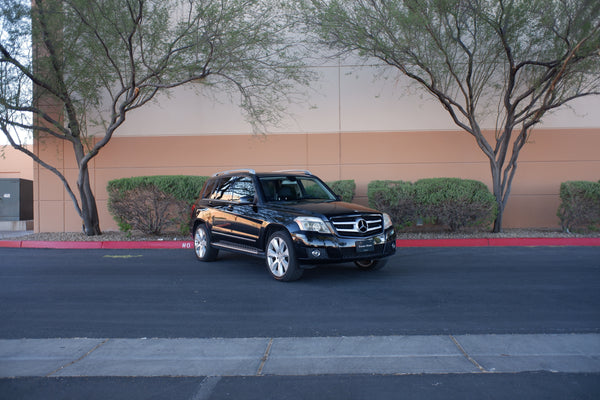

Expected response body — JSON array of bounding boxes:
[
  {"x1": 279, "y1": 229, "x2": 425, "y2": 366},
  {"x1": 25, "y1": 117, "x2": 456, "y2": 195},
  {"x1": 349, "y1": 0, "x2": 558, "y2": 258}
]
[{"x1": 0, "y1": 246, "x2": 599, "y2": 399}]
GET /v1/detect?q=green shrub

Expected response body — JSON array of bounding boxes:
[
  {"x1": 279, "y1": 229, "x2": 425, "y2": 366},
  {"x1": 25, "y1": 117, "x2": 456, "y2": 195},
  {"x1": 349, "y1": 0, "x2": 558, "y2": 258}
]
[
  {"x1": 367, "y1": 180, "x2": 416, "y2": 228},
  {"x1": 327, "y1": 180, "x2": 356, "y2": 202},
  {"x1": 107, "y1": 175, "x2": 208, "y2": 203},
  {"x1": 557, "y1": 181, "x2": 600, "y2": 232},
  {"x1": 107, "y1": 175, "x2": 208, "y2": 235},
  {"x1": 414, "y1": 178, "x2": 497, "y2": 231}
]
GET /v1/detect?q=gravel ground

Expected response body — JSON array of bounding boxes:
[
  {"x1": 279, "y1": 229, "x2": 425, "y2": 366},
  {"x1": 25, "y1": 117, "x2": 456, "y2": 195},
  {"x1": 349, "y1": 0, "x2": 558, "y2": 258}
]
[{"x1": 2, "y1": 227, "x2": 599, "y2": 241}]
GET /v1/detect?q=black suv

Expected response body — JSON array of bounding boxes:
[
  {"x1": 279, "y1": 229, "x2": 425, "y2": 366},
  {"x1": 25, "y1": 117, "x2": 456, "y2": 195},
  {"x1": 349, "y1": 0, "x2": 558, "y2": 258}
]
[{"x1": 191, "y1": 169, "x2": 396, "y2": 281}]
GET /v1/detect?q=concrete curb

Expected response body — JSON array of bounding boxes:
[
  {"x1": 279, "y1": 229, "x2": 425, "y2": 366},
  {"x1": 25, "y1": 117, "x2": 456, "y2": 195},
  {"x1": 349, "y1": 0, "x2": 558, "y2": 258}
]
[{"x1": 1, "y1": 237, "x2": 599, "y2": 249}]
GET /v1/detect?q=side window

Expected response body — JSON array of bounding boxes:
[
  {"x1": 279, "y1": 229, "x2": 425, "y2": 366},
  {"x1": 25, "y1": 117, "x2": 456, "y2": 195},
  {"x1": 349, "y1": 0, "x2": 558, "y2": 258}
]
[
  {"x1": 299, "y1": 178, "x2": 335, "y2": 200},
  {"x1": 230, "y1": 177, "x2": 256, "y2": 203},
  {"x1": 300, "y1": 179, "x2": 321, "y2": 198},
  {"x1": 201, "y1": 179, "x2": 219, "y2": 200},
  {"x1": 260, "y1": 179, "x2": 277, "y2": 201},
  {"x1": 205, "y1": 176, "x2": 255, "y2": 202},
  {"x1": 208, "y1": 177, "x2": 235, "y2": 201}
]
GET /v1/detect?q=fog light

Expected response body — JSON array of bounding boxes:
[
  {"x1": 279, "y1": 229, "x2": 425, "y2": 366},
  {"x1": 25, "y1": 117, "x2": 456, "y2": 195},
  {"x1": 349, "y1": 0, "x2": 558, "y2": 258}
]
[{"x1": 311, "y1": 249, "x2": 321, "y2": 257}]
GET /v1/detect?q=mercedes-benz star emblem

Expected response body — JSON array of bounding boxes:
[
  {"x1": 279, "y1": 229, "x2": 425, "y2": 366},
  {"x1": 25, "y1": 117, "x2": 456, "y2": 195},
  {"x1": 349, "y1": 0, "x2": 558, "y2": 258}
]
[{"x1": 356, "y1": 218, "x2": 368, "y2": 233}]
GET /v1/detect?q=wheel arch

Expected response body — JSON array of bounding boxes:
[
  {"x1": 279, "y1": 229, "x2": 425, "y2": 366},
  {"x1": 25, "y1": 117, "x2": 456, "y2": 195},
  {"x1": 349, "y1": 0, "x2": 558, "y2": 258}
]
[
  {"x1": 192, "y1": 219, "x2": 209, "y2": 235},
  {"x1": 261, "y1": 223, "x2": 290, "y2": 251}
]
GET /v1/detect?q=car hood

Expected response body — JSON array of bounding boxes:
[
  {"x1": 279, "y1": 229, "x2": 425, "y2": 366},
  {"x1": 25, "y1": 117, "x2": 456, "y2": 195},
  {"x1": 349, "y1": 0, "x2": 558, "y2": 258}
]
[{"x1": 269, "y1": 201, "x2": 381, "y2": 218}]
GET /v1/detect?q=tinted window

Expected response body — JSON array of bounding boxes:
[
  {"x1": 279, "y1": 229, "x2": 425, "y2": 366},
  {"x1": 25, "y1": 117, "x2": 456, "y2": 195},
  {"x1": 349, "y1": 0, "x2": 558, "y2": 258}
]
[
  {"x1": 208, "y1": 177, "x2": 235, "y2": 201},
  {"x1": 300, "y1": 178, "x2": 334, "y2": 199},
  {"x1": 230, "y1": 177, "x2": 256, "y2": 202},
  {"x1": 201, "y1": 179, "x2": 219, "y2": 199},
  {"x1": 205, "y1": 176, "x2": 256, "y2": 202}
]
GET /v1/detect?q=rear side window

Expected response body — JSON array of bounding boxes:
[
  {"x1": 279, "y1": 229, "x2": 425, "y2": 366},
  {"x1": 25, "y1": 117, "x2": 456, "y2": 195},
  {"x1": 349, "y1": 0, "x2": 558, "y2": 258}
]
[
  {"x1": 203, "y1": 176, "x2": 256, "y2": 202},
  {"x1": 201, "y1": 179, "x2": 219, "y2": 200},
  {"x1": 208, "y1": 177, "x2": 236, "y2": 201}
]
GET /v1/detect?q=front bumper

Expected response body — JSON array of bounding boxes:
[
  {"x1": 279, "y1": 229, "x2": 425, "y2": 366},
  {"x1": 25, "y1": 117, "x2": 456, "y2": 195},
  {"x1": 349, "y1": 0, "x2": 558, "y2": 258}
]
[{"x1": 291, "y1": 227, "x2": 396, "y2": 265}]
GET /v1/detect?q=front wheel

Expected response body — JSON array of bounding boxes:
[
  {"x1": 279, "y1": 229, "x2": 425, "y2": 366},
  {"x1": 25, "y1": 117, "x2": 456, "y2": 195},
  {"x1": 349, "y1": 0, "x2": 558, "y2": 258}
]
[
  {"x1": 194, "y1": 224, "x2": 219, "y2": 261},
  {"x1": 354, "y1": 259, "x2": 387, "y2": 271},
  {"x1": 266, "y1": 231, "x2": 303, "y2": 281}
]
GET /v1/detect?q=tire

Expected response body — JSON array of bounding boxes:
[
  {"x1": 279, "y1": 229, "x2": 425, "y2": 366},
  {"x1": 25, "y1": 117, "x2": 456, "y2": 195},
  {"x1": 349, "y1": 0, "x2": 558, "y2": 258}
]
[
  {"x1": 194, "y1": 224, "x2": 219, "y2": 261},
  {"x1": 265, "y1": 231, "x2": 303, "y2": 281},
  {"x1": 354, "y1": 259, "x2": 387, "y2": 271}
]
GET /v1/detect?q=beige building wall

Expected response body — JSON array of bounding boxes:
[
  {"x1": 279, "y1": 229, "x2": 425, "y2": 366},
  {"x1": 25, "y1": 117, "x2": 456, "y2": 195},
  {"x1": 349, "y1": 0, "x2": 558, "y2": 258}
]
[
  {"x1": 30, "y1": 63, "x2": 600, "y2": 233},
  {"x1": 32, "y1": 127, "x2": 600, "y2": 233},
  {"x1": 0, "y1": 146, "x2": 34, "y2": 181}
]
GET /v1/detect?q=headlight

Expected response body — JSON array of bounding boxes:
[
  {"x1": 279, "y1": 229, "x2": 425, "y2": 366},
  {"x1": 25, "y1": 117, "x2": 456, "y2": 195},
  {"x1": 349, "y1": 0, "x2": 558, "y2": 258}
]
[
  {"x1": 294, "y1": 216, "x2": 331, "y2": 234},
  {"x1": 383, "y1": 213, "x2": 393, "y2": 229}
]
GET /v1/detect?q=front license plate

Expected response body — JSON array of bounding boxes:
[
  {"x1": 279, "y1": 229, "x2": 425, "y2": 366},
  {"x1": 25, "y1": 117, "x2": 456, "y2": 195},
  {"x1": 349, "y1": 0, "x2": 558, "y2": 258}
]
[{"x1": 356, "y1": 239, "x2": 374, "y2": 253}]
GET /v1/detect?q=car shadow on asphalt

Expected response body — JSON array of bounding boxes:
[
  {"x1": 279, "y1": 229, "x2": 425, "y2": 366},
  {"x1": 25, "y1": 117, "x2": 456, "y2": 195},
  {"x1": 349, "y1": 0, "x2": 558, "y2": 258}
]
[{"x1": 210, "y1": 251, "x2": 399, "y2": 283}]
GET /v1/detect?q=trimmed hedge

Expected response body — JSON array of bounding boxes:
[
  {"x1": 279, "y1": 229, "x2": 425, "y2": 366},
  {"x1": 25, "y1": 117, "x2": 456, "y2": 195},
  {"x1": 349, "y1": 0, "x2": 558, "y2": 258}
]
[
  {"x1": 107, "y1": 175, "x2": 208, "y2": 235},
  {"x1": 107, "y1": 175, "x2": 209, "y2": 203},
  {"x1": 557, "y1": 181, "x2": 600, "y2": 232},
  {"x1": 368, "y1": 178, "x2": 497, "y2": 231},
  {"x1": 414, "y1": 178, "x2": 497, "y2": 231},
  {"x1": 108, "y1": 175, "x2": 500, "y2": 234},
  {"x1": 367, "y1": 180, "x2": 416, "y2": 228},
  {"x1": 327, "y1": 180, "x2": 356, "y2": 202}
]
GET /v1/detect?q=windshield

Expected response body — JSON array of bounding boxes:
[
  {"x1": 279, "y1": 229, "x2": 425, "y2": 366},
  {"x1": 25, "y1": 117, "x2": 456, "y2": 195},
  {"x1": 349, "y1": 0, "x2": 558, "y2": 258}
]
[{"x1": 259, "y1": 176, "x2": 337, "y2": 202}]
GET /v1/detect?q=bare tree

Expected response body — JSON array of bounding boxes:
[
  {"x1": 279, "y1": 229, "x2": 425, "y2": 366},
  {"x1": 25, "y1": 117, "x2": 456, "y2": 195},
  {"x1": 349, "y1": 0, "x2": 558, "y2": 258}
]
[
  {"x1": 1, "y1": 0, "x2": 311, "y2": 235},
  {"x1": 302, "y1": 0, "x2": 600, "y2": 231}
]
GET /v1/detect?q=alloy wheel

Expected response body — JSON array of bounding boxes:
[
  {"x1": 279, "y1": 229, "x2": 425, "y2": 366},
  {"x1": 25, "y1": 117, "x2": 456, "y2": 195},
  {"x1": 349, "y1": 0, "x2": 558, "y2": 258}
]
[
  {"x1": 267, "y1": 236, "x2": 289, "y2": 277},
  {"x1": 194, "y1": 227, "x2": 207, "y2": 259}
]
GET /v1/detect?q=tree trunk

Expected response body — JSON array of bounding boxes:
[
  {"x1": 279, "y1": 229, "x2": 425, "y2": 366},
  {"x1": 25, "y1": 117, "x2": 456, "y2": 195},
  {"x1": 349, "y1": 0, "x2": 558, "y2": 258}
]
[
  {"x1": 73, "y1": 140, "x2": 102, "y2": 236},
  {"x1": 490, "y1": 162, "x2": 504, "y2": 233},
  {"x1": 493, "y1": 208, "x2": 503, "y2": 233},
  {"x1": 78, "y1": 169, "x2": 101, "y2": 236}
]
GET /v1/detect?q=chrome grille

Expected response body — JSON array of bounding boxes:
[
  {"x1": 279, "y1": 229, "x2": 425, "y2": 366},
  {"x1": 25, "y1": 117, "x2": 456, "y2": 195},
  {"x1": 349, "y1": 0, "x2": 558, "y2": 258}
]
[{"x1": 330, "y1": 214, "x2": 383, "y2": 237}]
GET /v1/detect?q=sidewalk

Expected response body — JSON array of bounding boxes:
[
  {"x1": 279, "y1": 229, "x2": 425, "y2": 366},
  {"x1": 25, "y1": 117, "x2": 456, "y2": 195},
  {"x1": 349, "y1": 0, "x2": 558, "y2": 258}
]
[
  {"x1": 0, "y1": 231, "x2": 31, "y2": 239},
  {"x1": 2, "y1": 334, "x2": 599, "y2": 378}
]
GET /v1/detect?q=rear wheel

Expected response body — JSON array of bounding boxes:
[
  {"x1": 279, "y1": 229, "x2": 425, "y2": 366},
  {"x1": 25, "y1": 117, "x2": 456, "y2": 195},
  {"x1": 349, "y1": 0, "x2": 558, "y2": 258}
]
[
  {"x1": 194, "y1": 224, "x2": 219, "y2": 261},
  {"x1": 266, "y1": 231, "x2": 303, "y2": 281},
  {"x1": 354, "y1": 259, "x2": 387, "y2": 271}
]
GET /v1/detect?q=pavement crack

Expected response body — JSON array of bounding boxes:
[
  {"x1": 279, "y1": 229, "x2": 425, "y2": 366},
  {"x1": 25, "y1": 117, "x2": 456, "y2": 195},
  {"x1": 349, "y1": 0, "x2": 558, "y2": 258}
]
[
  {"x1": 256, "y1": 338, "x2": 273, "y2": 376},
  {"x1": 450, "y1": 335, "x2": 487, "y2": 373},
  {"x1": 46, "y1": 338, "x2": 110, "y2": 377}
]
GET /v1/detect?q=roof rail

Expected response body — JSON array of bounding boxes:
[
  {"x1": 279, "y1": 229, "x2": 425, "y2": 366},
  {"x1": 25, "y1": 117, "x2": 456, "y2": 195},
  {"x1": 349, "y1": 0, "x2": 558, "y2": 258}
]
[
  {"x1": 275, "y1": 169, "x2": 312, "y2": 175},
  {"x1": 212, "y1": 169, "x2": 256, "y2": 177}
]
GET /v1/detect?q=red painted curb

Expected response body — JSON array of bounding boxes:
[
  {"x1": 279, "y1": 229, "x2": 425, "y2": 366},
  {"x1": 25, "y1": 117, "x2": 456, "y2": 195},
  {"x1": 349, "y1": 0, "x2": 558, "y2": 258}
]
[
  {"x1": 396, "y1": 238, "x2": 490, "y2": 247},
  {"x1": 487, "y1": 237, "x2": 600, "y2": 247},
  {"x1": 19, "y1": 241, "x2": 103, "y2": 249},
  {"x1": 396, "y1": 237, "x2": 600, "y2": 247},
  {"x1": 1, "y1": 238, "x2": 599, "y2": 249},
  {"x1": 101, "y1": 241, "x2": 195, "y2": 249},
  {"x1": 0, "y1": 240, "x2": 23, "y2": 248}
]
